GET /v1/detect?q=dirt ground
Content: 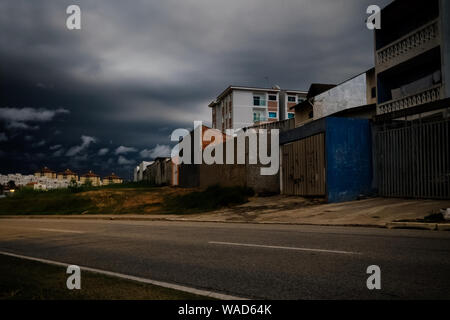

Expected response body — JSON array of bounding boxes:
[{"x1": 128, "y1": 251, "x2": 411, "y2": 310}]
[
  {"x1": 3, "y1": 186, "x2": 450, "y2": 227},
  {"x1": 160, "y1": 195, "x2": 450, "y2": 227},
  {"x1": 78, "y1": 187, "x2": 195, "y2": 214}
]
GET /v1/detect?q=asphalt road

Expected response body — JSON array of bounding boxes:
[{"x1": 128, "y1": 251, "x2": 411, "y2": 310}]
[{"x1": 0, "y1": 218, "x2": 449, "y2": 299}]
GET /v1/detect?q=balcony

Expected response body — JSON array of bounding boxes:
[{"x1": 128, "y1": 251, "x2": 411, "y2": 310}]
[
  {"x1": 377, "y1": 84, "x2": 443, "y2": 115},
  {"x1": 376, "y1": 19, "x2": 440, "y2": 73}
]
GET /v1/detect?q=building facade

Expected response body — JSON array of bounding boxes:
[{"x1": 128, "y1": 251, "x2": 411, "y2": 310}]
[
  {"x1": 57, "y1": 169, "x2": 78, "y2": 181},
  {"x1": 34, "y1": 167, "x2": 57, "y2": 179},
  {"x1": 209, "y1": 86, "x2": 307, "y2": 132},
  {"x1": 279, "y1": 90, "x2": 307, "y2": 121},
  {"x1": 373, "y1": 0, "x2": 450, "y2": 199},
  {"x1": 375, "y1": 0, "x2": 450, "y2": 116},
  {"x1": 102, "y1": 173, "x2": 123, "y2": 186},
  {"x1": 80, "y1": 171, "x2": 101, "y2": 186},
  {"x1": 210, "y1": 86, "x2": 283, "y2": 131}
]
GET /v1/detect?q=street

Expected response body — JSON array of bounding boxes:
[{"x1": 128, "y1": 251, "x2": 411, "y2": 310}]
[{"x1": 0, "y1": 218, "x2": 449, "y2": 299}]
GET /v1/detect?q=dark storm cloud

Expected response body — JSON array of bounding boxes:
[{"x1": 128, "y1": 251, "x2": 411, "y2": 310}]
[{"x1": 0, "y1": 0, "x2": 391, "y2": 179}]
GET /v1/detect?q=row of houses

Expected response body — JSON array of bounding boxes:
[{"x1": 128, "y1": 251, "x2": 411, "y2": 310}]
[
  {"x1": 141, "y1": 0, "x2": 450, "y2": 202},
  {"x1": 0, "y1": 167, "x2": 124, "y2": 190}
]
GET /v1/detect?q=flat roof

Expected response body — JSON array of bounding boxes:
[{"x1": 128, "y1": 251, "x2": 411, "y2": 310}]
[{"x1": 216, "y1": 85, "x2": 281, "y2": 101}]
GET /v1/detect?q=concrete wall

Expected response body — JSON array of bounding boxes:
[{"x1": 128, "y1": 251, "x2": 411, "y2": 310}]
[
  {"x1": 144, "y1": 159, "x2": 173, "y2": 186},
  {"x1": 232, "y1": 90, "x2": 259, "y2": 129},
  {"x1": 314, "y1": 73, "x2": 368, "y2": 120},
  {"x1": 179, "y1": 131, "x2": 280, "y2": 194}
]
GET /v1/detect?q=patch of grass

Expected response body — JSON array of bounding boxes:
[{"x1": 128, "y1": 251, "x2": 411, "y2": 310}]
[
  {"x1": 162, "y1": 185, "x2": 254, "y2": 214},
  {"x1": 0, "y1": 254, "x2": 205, "y2": 300},
  {"x1": 0, "y1": 188, "x2": 95, "y2": 215},
  {"x1": 98, "y1": 181, "x2": 157, "y2": 189},
  {"x1": 0, "y1": 185, "x2": 253, "y2": 216},
  {"x1": 0, "y1": 186, "x2": 161, "y2": 215}
]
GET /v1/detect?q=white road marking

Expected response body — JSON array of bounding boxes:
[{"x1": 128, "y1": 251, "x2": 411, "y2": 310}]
[
  {"x1": 209, "y1": 241, "x2": 360, "y2": 255},
  {"x1": 0, "y1": 251, "x2": 247, "y2": 300},
  {"x1": 37, "y1": 228, "x2": 85, "y2": 234}
]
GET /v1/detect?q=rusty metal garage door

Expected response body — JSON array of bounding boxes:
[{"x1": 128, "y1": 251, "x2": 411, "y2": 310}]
[{"x1": 282, "y1": 133, "x2": 326, "y2": 196}]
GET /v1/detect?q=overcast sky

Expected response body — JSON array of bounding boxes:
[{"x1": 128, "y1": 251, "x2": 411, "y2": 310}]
[{"x1": 0, "y1": 0, "x2": 391, "y2": 179}]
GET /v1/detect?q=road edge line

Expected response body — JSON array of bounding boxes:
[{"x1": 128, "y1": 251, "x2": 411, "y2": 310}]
[{"x1": 0, "y1": 250, "x2": 247, "y2": 300}]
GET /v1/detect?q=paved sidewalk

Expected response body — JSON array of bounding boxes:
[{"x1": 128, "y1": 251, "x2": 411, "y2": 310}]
[{"x1": 1, "y1": 196, "x2": 449, "y2": 229}]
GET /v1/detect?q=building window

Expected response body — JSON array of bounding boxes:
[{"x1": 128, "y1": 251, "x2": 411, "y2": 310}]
[
  {"x1": 288, "y1": 113, "x2": 295, "y2": 119},
  {"x1": 288, "y1": 96, "x2": 296, "y2": 103},
  {"x1": 268, "y1": 94, "x2": 277, "y2": 101},
  {"x1": 297, "y1": 96, "x2": 305, "y2": 103},
  {"x1": 371, "y1": 87, "x2": 377, "y2": 98},
  {"x1": 268, "y1": 112, "x2": 277, "y2": 119},
  {"x1": 253, "y1": 94, "x2": 267, "y2": 106}
]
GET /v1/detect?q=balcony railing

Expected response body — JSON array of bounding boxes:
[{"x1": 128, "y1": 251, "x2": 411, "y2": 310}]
[
  {"x1": 376, "y1": 19, "x2": 440, "y2": 71},
  {"x1": 377, "y1": 84, "x2": 443, "y2": 115}
]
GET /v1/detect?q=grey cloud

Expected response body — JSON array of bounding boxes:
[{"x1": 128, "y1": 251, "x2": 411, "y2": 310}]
[
  {"x1": 118, "y1": 155, "x2": 135, "y2": 165},
  {"x1": 140, "y1": 144, "x2": 171, "y2": 159},
  {"x1": 115, "y1": 146, "x2": 137, "y2": 155},
  {"x1": 49, "y1": 144, "x2": 62, "y2": 150},
  {"x1": 0, "y1": 107, "x2": 69, "y2": 122},
  {"x1": 0, "y1": 0, "x2": 392, "y2": 178},
  {"x1": 98, "y1": 148, "x2": 109, "y2": 156},
  {"x1": 66, "y1": 135, "x2": 97, "y2": 156}
]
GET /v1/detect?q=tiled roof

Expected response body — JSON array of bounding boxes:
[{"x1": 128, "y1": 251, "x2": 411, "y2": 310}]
[{"x1": 82, "y1": 170, "x2": 99, "y2": 178}]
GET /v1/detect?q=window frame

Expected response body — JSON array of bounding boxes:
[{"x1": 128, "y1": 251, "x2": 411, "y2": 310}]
[
  {"x1": 287, "y1": 96, "x2": 296, "y2": 103},
  {"x1": 253, "y1": 94, "x2": 267, "y2": 107}
]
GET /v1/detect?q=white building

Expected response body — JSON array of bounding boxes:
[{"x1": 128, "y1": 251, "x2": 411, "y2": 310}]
[
  {"x1": 0, "y1": 173, "x2": 72, "y2": 190},
  {"x1": 209, "y1": 85, "x2": 307, "y2": 132}
]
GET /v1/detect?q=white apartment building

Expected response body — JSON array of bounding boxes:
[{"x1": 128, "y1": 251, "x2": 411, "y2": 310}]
[
  {"x1": 209, "y1": 86, "x2": 307, "y2": 131},
  {"x1": 279, "y1": 90, "x2": 307, "y2": 121}
]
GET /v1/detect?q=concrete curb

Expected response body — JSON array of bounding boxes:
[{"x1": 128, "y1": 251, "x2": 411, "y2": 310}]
[
  {"x1": 1, "y1": 214, "x2": 449, "y2": 230},
  {"x1": 437, "y1": 224, "x2": 450, "y2": 231},
  {"x1": 0, "y1": 215, "x2": 385, "y2": 229},
  {"x1": 386, "y1": 222, "x2": 438, "y2": 230}
]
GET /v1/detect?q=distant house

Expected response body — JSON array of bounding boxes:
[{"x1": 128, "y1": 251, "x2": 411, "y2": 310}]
[
  {"x1": 102, "y1": 173, "x2": 123, "y2": 186},
  {"x1": 34, "y1": 167, "x2": 56, "y2": 179},
  {"x1": 80, "y1": 171, "x2": 101, "y2": 186},
  {"x1": 56, "y1": 169, "x2": 78, "y2": 181}
]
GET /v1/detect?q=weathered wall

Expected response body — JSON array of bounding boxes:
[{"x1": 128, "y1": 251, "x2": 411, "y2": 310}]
[
  {"x1": 314, "y1": 73, "x2": 368, "y2": 120},
  {"x1": 179, "y1": 131, "x2": 280, "y2": 194},
  {"x1": 440, "y1": 0, "x2": 450, "y2": 99},
  {"x1": 325, "y1": 118, "x2": 373, "y2": 203},
  {"x1": 144, "y1": 159, "x2": 173, "y2": 186},
  {"x1": 280, "y1": 117, "x2": 373, "y2": 203}
]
